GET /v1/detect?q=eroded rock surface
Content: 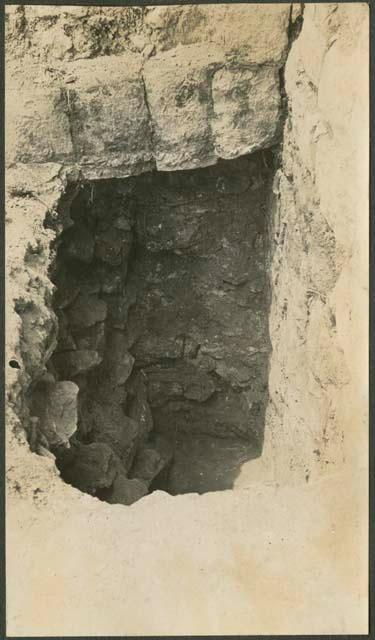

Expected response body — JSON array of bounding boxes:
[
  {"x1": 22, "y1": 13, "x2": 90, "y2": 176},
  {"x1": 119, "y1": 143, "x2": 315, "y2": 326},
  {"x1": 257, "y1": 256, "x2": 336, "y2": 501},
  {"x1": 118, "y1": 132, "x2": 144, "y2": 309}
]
[
  {"x1": 4, "y1": 4, "x2": 369, "y2": 635},
  {"x1": 30, "y1": 378, "x2": 79, "y2": 448},
  {"x1": 36, "y1": 151, "x2": 274, "y2": 498},
  {"x1": 6, "y1": 5, "x2": 291, "y2": 177},
  {"x1": 237, "y1": 3, "x2": 369, "y2": 488}
]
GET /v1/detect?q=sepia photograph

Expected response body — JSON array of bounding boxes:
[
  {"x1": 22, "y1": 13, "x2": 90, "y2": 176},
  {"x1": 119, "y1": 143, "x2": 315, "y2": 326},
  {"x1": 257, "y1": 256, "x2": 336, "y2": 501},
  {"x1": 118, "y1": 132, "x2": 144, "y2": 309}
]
[{"x1": 4, "y1": 1, "x2": 370, "y2": 636}]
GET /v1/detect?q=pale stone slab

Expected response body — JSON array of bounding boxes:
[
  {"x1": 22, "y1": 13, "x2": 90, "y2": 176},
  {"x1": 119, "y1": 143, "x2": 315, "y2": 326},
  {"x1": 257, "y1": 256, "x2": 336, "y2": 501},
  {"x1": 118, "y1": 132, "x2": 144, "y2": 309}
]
[
  {"x1": 143, "y1": 44, "x2": 224, "y2": 171},
  {"x1": 212, "y1": 65, "x2": 281, "y2": 159},
  {"x1": 65, "y1": 54, "x2": 154, "y2": 178},
  {"x1": 6, "y1": 86, "x2": 74, "y2": 164}
]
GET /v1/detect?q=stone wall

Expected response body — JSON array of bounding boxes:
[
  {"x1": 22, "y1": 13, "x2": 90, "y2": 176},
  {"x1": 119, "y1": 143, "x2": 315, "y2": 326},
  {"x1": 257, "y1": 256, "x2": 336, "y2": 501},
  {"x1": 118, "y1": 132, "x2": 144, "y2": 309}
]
[
  {"x1": 127, "y1": 154, "x2": 274, "y2": 494},
  {"x1": 237, "y1": 2, "x2": 369, "y2": 488},
  {"x1": 5, "y1": 4, "x2": 369, "y2": 635},
  {"x1": 37, "y1": 154, "x2": 274, "y2": 500},
  {"x1": 5, "y1": 1, "x2": 368, "y2": 499},
  {"x1": 5, "y1": 3, "x2": 294, "y2": 500},
  {"x1": 6, "y1": 4, "x2": 291, "y2": 176}
]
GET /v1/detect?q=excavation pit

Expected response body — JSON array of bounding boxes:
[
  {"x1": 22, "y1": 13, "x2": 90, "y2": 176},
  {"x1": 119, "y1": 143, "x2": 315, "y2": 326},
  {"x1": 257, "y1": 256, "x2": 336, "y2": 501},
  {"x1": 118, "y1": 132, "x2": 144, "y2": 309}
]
[{"x1": 29, "y1": 150, "x2": 276, "y2": 504}]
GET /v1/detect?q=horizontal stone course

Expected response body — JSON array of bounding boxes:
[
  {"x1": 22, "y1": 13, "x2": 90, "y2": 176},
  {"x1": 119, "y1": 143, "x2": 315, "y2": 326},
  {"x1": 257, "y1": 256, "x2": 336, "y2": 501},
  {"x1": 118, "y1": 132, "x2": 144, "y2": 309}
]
[{"x1": 7, "y1": 38, "x2": 286, "y2": 176}]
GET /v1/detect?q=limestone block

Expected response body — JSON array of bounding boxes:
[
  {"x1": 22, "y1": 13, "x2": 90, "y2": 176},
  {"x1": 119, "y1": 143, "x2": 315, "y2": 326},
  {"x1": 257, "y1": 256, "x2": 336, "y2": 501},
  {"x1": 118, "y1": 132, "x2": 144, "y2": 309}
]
[
  {"x1": 32, "y1": 380, "x2": 79, "y2": 448},
  {"x1": 212, "y1": 66, "x2": 281, "y2": 159},
  {"x1": 73, "y1": 323, "x2": 106, "y2": 354},
  {"x1": 64, "y1": 54, "x2": 153, "y2": 177},
  {"x1": 137, "y1": 336, "x2": 186, "y2": 367},
  {"x1": 6, "y1": 85, "x2": 73, "y2": 165},
  {"x1": 144, "y1": 42, "x2": 283, "y2": 170},
  {"x1": 143, "y1": 44, "x2": 224, "y2": 171},
  {"x1": 145, "y1": 4, "x2": 290, "y2": 64}
]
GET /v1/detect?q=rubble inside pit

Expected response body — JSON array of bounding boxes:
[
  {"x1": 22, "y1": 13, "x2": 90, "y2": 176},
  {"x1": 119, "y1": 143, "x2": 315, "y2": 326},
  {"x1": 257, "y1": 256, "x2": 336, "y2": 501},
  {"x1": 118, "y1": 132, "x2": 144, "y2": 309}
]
[{"x1": 27, "y1": 151, "x2": 275, "y2": 503}]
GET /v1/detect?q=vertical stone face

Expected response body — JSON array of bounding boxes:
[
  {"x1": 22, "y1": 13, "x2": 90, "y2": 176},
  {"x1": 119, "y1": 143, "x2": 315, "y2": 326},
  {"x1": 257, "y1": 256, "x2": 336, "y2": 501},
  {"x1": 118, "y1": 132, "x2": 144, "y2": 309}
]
[
  {"x1": 125, "y1": 152, "x2": 274, "y2": 493},
  {"x1": 65, "y1": 55, "x2": 154, "y2": 178},
  {"x1": 5, "y1": 3, "x2": 368, "y2": 497},
  {"x1": 6, "y1": 5, "x2": 291, "y2": 65},
  {"x1": 6, "y1": 85, "x2": 74, "y2": 164},
  {"x1": 6, "y1": 4, "x2": 291, "y2": 178},
  {"x1": 237, "y1": 3, "x2": 369, "y2": 488},
  {"x1": 4, "y1": 6, "x2": 370, "y2": 637},
  {"x1": 40, "y1": 151, "x2": 274, "y2": 499},
  {"x1": 211, "y1": 66, "x2": 282, "y2": 159},
  {"x1": 143, "y1": 45, "x2": 222, "y2": 171}
]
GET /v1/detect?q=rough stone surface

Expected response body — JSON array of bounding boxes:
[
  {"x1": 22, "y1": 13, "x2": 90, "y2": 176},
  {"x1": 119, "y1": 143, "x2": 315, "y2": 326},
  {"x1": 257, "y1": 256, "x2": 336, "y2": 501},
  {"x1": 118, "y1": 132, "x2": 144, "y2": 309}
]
[
  {"x1": 237, "y1": 2, "x2": 369, "y2": 490},
  {"x1": 6, "y1": 5, "x2": 290, "y2": 65},
  {"x1": 129, "y1": 445, "x2": 166, "y2": 487},
  {"x1": 66, "y1": 54, "x2": 153, "y2": 178},
  {"x1": 81, "y1": 401, "x2": 141, "y2": 471},
  {"x1": 30, "y1": 379, "x2": 79, "y2": 448},
  {"x1": 211, "y1": 65, "x2": 282, "y2": 160},
  {"x1": 65, "y1": 294, "x2": 107, "y2": 329},
  {"x1": 5, "y1": 82, "x2": 74, "y2": 165},
  {"x1": 56, "y1": 441, "x2": 120, "y2": 495},
  {"x1": 38, "y1": 154, "x2": 271, "y2": 496},
  {"x1": 42, "y1": 181, "x2": 152, "y2": 489},
  {"x1": 6, "y1": 4, "x2": 291, "y2": 177},
  {"x1": 106, "y1": 154, "x2": 272, "y2": 492},
  {"x1": 53, "y1": 349, "x2": 102, "y2": 378},
  {"x1": 5, "y1": 3, "x2": 368, "y2": 636}
]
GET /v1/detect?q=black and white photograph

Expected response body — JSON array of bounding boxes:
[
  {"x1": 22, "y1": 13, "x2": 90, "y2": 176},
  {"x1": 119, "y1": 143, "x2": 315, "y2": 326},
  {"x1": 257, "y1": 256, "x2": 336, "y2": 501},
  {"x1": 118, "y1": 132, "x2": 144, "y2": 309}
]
[{"x1": 4, "y1": 1, "x2": 370, "y2": 636}]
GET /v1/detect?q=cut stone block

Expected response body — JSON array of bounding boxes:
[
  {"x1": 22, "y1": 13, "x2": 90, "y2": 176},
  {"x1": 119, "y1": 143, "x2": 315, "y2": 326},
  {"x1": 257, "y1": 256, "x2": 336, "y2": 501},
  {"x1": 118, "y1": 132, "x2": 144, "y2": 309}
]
[
  {"x1": 6, "y1": 85, "x2": 74, "y2": 164},
  {"x1": 64, "y1": 54, "x2": 154, "y2": 178},
  {"x1": 143, "y1": 44, "x2": 224, "y2": 171},
  {"x1": 212, "y1": 66, "x2": 282, "y2": 159}
]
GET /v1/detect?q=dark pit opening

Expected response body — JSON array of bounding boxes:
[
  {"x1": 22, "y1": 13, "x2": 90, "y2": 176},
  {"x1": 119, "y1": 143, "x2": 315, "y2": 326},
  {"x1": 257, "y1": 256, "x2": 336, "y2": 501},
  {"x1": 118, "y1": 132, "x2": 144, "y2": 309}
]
[{"x1": 29, "y1": 150, "x2": 276, "y2": 505}]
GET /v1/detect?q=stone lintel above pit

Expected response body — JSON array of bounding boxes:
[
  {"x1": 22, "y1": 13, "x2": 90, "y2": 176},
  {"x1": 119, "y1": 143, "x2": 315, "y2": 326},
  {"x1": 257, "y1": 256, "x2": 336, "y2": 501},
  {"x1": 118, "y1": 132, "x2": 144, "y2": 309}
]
[{"x1": 6, "y1": 3, "x2": 291, "y2": 179}]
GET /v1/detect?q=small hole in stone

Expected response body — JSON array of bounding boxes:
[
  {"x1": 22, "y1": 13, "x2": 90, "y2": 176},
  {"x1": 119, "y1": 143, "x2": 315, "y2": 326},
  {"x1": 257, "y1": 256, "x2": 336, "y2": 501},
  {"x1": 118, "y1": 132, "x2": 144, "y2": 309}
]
[{"x1": 9, "y1": 359, "x2": 21, "y2": 369}]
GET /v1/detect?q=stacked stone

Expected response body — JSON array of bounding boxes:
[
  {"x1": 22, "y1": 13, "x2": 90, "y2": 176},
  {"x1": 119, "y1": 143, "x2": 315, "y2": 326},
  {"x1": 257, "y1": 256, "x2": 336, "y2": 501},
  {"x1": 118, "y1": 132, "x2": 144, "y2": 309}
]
[
  {"x1": 31, "y1": 179, "x2": 171, "y2": 505},
  {"x1": 29, "y1": 149, "x2": 273, "y2": 500},
  {"x1": 122, "y1": 153, "x2": 273, "y2": 494}
]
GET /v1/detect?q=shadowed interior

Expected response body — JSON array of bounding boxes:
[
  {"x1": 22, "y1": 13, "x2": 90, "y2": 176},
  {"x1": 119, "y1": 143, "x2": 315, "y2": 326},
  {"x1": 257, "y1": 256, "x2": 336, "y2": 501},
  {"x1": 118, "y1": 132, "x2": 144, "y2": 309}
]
[{"x1": 29, "y1": 150, "x2": 276, "y2": 504}]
